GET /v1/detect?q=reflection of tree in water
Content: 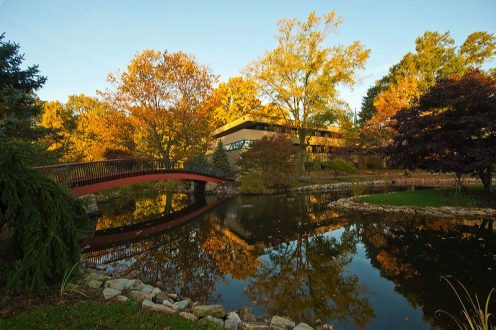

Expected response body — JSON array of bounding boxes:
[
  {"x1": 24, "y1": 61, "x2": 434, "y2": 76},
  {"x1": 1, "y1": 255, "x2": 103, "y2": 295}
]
[
  {"x1": 246, "y1": 227, "x2": 375, "y2": 328},
  {"x1": 99, "y1": 213, "x2": 263, "y2": 303},
  {"x1": 97, "y1": 191, "x2": 191, "y2": 230},
  {"x1": 357, "y1": 214, "x2": 496, "y2": 329}
]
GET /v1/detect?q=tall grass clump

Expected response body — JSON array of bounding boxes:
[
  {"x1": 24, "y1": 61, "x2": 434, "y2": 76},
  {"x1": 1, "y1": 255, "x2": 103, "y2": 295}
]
[{"x1": 436, "y1": 276, "x2": 494, "y2": 330}]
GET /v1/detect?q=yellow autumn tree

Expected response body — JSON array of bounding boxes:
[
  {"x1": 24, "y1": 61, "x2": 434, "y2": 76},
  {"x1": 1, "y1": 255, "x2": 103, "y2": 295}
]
[
  {"x1": 205, "y1": 76, "x2": 275, "y2": 128},
  {"x1": 103, "y1": 50, "x2": 216, "y2": 168},
  {"x1": 39, "y1": 100, "x2": 76, "y2": 158},
  {"x1": 246, "y1": 11, "x2": 370, "y2": 167}
]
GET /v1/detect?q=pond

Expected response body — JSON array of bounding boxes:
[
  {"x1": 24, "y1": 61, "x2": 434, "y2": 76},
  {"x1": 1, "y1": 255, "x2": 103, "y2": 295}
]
[{"x1": 82, "y1": 184, "x2": 496, "y2": 329}]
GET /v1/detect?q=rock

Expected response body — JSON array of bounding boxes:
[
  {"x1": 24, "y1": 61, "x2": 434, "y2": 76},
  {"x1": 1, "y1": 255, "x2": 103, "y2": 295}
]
[
  {"x1": 151, "y1": 287, "x2": 162, "y2": 297},
  {"x1": 162, "y1": 300, "x2": 176, "y2": 309},
  {"x1": 294, "y1": 323, "x2": 314, "y2": 330},
  {"x1": 153, "y1": 292, "x2": 172, "y2": 304},
  {"x1": 114, "y1": 295, "x2": 129, "y2": 302},
  {"x1": 142, "y1": 300, "x2": 177, "y2": 314},
  {"x1": 203, "y1": 315, "x2": 224, "y2": 327},
  {"x1": 167, "y1": 293, "x2": 178, "y2": 300},
  {"x1": 141, "y1": 284, "x2": 154, "y2": 294},
  {"x1": 179, "y1": 311, "x2": 198, "y2": 321},
  {"x1": 193, "y1": 304, "x2": 225, "y2": 318},
  {"x1": 87, "y1": 280, "x2": 102, "y2": 289},
  {"x1": 173, "y1": 298, "x2": 191, "y2": 310},
  {"x1": 85, "y1": 272, "x2": 110, "y2": 282},
  {"x1": 238, "y1": 307, "x2": 257, "y2": 322},
  {"x1": 270, "y1": 316, "x2": 295, "y2": 330},
  {"x1": 103, "y1": 287, "x2": 121, "y2": 300},
  {"x1": 106, "y1": 278, "x2": 135, "y2": 291},
  {"x1": 239, "y1": 322, "x2": 270, "y2": 330},
  {"x1": 225, "y1": 311, "x2": 242, "y2": 330},
  {"x1": 128, "y1": 290, "x2": 153, "y2": 302},
  {"x1": 315, "y1": 324, "x2": 335, "y2": 330},
  {"x1": 132, "y1": 280, "x2": 145, "y2": 291}
]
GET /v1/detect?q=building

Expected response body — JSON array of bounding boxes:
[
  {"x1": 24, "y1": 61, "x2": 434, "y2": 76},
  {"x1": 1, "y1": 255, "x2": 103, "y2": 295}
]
[{"x1": 209, "y1": 115, "x2": 345, "y2": 163}]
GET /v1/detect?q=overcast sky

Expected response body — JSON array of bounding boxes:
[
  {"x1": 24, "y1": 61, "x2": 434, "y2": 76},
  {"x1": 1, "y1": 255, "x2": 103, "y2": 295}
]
[{"x1": 1, "y1": 0, "x2": 495, "y2": 112}]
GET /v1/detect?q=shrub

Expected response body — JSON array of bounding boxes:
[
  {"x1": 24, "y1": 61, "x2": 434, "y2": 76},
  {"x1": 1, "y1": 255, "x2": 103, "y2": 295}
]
[
  {"x1": 240, "y1": 171, "x2": 272, "y2": 194},
  {"x1": 0, "y1": 143, "x2": 87, "y2": 293},
  {"x1": 323, "y1": 158, "x2": 357, "y2": 178},
  {"x1": 238, "y1": 135, "x2": 300, "y2": 190}
]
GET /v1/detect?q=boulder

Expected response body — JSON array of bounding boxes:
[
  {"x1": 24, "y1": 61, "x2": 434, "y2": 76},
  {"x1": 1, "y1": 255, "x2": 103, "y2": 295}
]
[
  {"x1": 114, "y1": 295, "x2": 129, "y2": 302},
  {"x1": 141, "y1": 284, "x2": 154, "y2": 294},
  {"x1": 106, "y1": 278, "x2": 135, "y2": 291},
  {"x1": 128, "y1": 290, "x2": 153, "y2": 302},
  {"x1": 270, "y1": 316, "x2": 295, "y2": 330},
  {"x1": 193, "y1": 304, "x2": 225, "y2": 318},
  {"x1": 153, "y1": 292, "x2": 172, "y2": 304},
  {"x1": 225, "y1": 311, "x2": 242, "y2": 330},
  {"x1": 203, "y1": 315, "x2": 224, "y2": 327},
  {"x1": 162, "y1": 300, "x2": 176, "y2": 309},
  {"x1": 173, "y1": 298, "x2": 191, "y2": 310},
  {"x1": 151, "y1": 287, "x2": 162, "y2": 297},
  {"x1": 87, "y1": 280, "x2": 102, "y2": 289},
  {"x1": 84, "y1": 272, "x2": 110, "y2": 282},
  {"x1": 103, "y1": 287, "x2": 121, "y2": 300},
  {"x1": 179, "y1": 312, "x2": 198, "y2": 321},
  {"x1": 239, "y1": 323, "x2": 270, "y2": 330},
  {"x1": 167, "y1": 293, "x2": 178, "y2": 301},
  {"x1": 142, "y1": 300, "x2": 177, "y2": 314},
  {"x1": 238, "y1": 307, "x2": 257, "y2": 322},
  {"x1": 294, "y1": 323, "x2": 314, "y2": 330}
]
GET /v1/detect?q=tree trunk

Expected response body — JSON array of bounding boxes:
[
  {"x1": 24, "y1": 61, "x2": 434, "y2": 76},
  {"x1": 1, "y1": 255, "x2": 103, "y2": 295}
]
[
  {"x1": 477, "y1": 167, "x2": 492, "y2": 194},
  {"x1": 298, "y1": 129, "x2": 307, "y2": 171}
]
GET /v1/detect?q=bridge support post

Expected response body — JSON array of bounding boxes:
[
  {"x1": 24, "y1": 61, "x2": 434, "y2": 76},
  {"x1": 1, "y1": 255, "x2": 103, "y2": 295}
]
[{"x1": 193, "y1": 181, "x2": 206, "y2": 197}]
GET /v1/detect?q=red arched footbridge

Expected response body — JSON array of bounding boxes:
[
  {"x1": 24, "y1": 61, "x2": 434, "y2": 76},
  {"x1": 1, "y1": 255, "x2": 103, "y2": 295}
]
[{"x1": 34, "y1": 159, "x2": 233, "y2": 196}]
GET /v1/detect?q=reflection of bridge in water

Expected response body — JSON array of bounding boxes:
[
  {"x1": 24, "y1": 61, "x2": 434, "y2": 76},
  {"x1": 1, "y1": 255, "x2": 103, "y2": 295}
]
[
  {"x1": 82, "y1": 198, "x2": 348, "y2": 267},
  {"x1": 34, "y1": 159, "x2": 233, "y2": 196}
]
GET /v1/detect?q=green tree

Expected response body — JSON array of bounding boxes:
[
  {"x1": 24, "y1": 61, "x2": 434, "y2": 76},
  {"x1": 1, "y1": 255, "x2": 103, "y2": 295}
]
[
  {"x1": 212, "y1": 141, "x2": 233, "y2": 177},
  {"x1": 246, "y1": 11, "x2": 370, "y2": 168},
  {"x1": 0, "y1": 143, "x2": 87, "y2": 293},
  {"x1": 0, "y1": 33, "x2": 55, "y2": 165},
  {"x1": 238, "y1": 135, "x2": 300, "y2": 191},
  {"x1": 362, "y1": 31, "x2": 496, "y2": 146}
]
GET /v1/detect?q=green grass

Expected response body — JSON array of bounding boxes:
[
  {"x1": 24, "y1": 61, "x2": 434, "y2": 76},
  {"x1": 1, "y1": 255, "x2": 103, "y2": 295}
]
[
  {"x1": 357, "y1": 186, "x2": 495, "y2": 208},
  {"x1": 0, "y1": 300, "x2": 221, "y2": 330}
]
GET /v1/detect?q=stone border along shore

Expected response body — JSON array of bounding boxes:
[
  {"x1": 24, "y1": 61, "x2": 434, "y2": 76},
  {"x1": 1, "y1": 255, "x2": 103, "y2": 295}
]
[
  {"x1": 82, "y1": 266, "x2": 334, "y2": 330},
  {"x1": 327, "y1": 196, "x2": 496, "y2": 219},
  {"x1": 290, "y1": 176, "x2": 492, "y2": 193}
]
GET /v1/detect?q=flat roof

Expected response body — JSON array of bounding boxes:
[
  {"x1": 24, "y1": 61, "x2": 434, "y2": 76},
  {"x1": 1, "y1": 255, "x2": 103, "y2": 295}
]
[{"x1": 211, "y1": 114, "x2": 340, "y2": 138}]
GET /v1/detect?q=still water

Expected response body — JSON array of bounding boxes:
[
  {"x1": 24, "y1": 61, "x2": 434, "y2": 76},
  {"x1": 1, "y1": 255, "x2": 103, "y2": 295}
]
[{"x1": 82, "y1": 185, "x2": 496, "y2": 329}]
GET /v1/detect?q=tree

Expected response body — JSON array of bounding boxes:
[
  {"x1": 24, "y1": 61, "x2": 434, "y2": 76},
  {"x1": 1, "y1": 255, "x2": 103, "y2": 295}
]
[
  {"x1": 387, "y1": 70, "x2": 496, "y2": 193},
  {"x1": 238, "y1": 134, "x2": 300, "y2": 190},
  {"x1": 363, "y1": 31, "x2": 496, "y2": 147},
  {"x1": 246, "y1": 11, "x2": 370, "y2": 168},
  {"x1": 103, "y1": 50, "x2": 216, "y2": 168},
  {"x1": 206, "y1": 77, "x2": 264, "y2": 127},
  {"x1": 0, "y1": 143, "x2": 87, "y2": 293},
  {"x1": 211, "y1": 141, "x2": 233, "y2": 177}
]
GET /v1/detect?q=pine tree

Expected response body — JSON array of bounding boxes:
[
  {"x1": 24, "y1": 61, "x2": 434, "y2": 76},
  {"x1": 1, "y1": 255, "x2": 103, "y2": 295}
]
[{"x1": 212, "y1": 141, "x2": 233, "y2": 177}]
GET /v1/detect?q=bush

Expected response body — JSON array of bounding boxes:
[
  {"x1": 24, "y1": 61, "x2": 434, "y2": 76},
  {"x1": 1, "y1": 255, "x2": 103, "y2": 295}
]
[
  {"x1": 240, "y1": 171, "x2": 272, "y2": 194},
  {"x1": 0, "y1": 143, "x2": 87, "y2": 293},
  {"x1": 238, "y1": 135, "x2": 300, "y2": 190},
  {"x1": 323, "y1": 158, "x2": 357, "y2": 178}
]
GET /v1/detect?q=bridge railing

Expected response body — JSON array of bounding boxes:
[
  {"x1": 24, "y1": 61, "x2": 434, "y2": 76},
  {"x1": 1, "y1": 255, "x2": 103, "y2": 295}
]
[{"x1": 34, "y1": 159, "x2": 232, "y2": 188}]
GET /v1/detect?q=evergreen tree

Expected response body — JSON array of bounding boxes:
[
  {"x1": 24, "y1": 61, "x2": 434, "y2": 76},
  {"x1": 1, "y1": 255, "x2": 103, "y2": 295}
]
[
  {"x1": 0, "y1": 143, "x2": 87, "y2": 293},
  {"x1": 0, "y1": 33, "x2": 54, "y2": 165},
  {"x1": 212, "y1": 141, "x2": 233, "y2": 177}
]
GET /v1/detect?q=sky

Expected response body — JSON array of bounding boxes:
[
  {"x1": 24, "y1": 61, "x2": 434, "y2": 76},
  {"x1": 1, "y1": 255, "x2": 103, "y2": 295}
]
[{"x1": 1, "y1": 0, "x2": 495, "y2": 112}]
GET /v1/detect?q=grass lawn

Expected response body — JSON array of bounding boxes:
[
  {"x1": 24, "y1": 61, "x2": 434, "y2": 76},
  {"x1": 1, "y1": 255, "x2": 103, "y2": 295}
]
[
  {"x1": 357, "y1": 186, "x2": 495, "y2": 208},
  {"x1": 0, "y1": 300, "x2": 221, "y2": 330}
]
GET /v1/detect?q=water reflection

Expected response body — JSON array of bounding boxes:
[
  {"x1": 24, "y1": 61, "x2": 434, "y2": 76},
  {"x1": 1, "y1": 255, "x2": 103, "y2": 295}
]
[{"x1": 83, "y1": 187, "x2": 495, "y2": 329}]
